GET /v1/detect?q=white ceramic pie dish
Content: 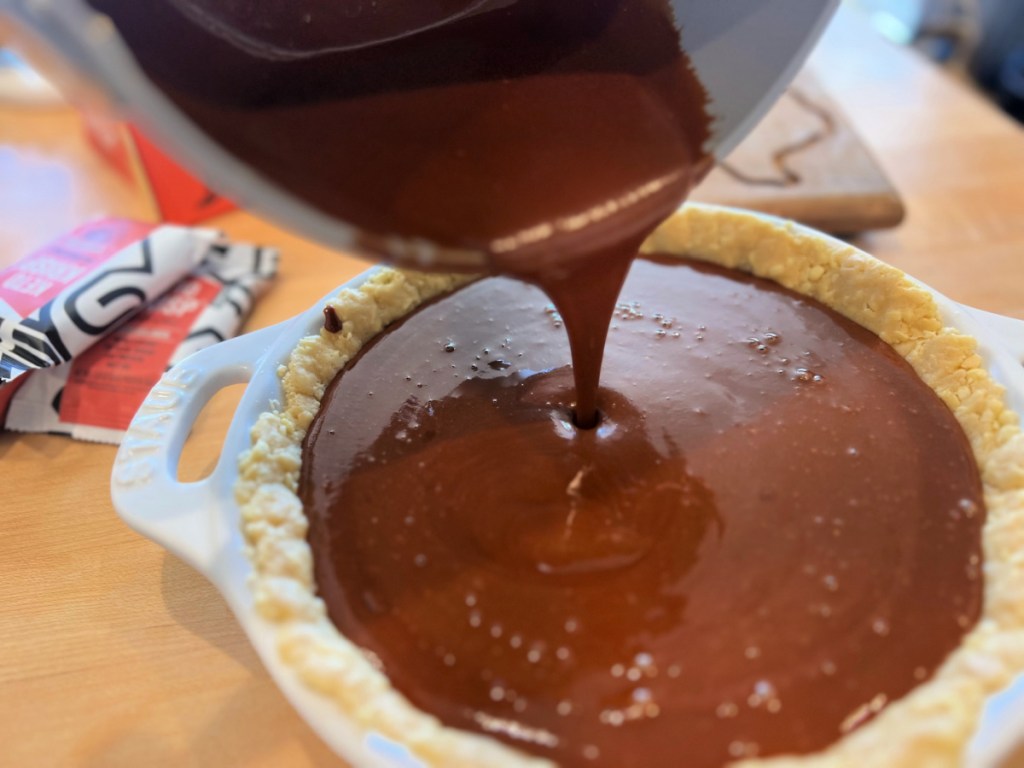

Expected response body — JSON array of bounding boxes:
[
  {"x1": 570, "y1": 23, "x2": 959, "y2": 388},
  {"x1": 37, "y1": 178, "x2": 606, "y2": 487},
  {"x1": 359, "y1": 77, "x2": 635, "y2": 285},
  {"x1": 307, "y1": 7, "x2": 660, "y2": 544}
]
[{"x1": 110, "y1": 207, "x2": 1024, "y2": 768}]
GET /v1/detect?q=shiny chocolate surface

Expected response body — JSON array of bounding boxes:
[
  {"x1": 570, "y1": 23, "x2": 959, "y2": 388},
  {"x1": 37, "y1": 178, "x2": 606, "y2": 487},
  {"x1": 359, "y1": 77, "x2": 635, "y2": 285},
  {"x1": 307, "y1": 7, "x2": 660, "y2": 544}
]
[{"x1": 301, "y1": 257, "x2": 984, "y2": 767}]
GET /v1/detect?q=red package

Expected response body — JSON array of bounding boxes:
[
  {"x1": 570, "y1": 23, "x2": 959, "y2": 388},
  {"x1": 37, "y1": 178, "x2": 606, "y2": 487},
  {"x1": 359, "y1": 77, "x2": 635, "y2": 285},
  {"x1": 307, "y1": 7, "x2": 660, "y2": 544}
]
[
  {"x1": 4, "y1": 239, "x2": 278, "y2": 443},
  {"x1": 0, "y1": 219, "x2": 216, "y2": 388},
  {"x1": 82, "y1": 110, "x2": 235, "y2": 224}
]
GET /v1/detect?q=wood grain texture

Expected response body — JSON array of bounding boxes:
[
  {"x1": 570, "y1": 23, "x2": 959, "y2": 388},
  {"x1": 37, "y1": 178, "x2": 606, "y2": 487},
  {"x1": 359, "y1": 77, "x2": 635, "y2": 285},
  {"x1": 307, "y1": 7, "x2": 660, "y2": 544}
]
[
  {"x1": 693, "y1": 71, "x2": 906, "y2": 233},
  {"x1": 2, "y1": 5, "x2": 1024, "y2": 767}
]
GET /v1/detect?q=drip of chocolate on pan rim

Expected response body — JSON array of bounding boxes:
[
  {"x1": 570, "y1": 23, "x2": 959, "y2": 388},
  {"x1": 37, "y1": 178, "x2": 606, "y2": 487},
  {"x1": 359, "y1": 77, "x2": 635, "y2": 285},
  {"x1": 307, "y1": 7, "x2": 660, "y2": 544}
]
[{"x1": 323, "y1": 306, "x2": 343, "y2": 334}]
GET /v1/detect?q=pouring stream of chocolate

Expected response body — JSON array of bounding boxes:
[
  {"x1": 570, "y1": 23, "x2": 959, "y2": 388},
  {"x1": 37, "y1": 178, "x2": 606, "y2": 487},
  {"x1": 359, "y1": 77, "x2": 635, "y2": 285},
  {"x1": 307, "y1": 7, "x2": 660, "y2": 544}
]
[{"x1": 89, "y1": 0, "x2": 713, "y2": 425}]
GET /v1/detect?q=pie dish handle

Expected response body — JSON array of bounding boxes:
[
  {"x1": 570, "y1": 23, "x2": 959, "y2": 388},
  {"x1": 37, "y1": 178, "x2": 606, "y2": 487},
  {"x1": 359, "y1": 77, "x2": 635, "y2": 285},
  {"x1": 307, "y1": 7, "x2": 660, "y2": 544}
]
[{"x1": 110, "y1": 323, "x2": 281, "y2": 575}]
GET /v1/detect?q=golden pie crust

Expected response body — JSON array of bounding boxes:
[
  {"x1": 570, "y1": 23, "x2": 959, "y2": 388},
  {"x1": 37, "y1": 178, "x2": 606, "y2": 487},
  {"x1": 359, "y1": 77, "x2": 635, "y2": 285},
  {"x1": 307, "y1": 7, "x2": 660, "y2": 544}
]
[{"x1": 236, "y1": 204, "x2": 1024, "y2": 767}]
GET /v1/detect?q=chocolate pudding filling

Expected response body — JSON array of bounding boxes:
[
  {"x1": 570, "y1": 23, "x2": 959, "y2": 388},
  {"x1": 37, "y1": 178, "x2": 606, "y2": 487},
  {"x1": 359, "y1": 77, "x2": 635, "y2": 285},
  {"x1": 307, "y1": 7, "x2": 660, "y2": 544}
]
[{"x1": 300, "y1": 257, "x2": 985, "y2": 767}]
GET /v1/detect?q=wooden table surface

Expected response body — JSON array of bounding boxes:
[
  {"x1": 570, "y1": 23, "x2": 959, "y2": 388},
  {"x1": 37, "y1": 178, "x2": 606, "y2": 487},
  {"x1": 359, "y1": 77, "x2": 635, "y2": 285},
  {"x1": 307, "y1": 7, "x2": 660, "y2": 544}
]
[{"x1": 3, "y1": 7, "x2": 1024, "y2": 767}]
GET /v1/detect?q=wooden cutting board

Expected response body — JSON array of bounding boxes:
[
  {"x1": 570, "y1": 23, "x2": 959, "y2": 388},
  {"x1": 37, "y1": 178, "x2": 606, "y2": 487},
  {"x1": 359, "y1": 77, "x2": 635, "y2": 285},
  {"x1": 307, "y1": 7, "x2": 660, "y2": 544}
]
[{"x1": 692, "y1": 70, "x2": 905, "y2": 233}]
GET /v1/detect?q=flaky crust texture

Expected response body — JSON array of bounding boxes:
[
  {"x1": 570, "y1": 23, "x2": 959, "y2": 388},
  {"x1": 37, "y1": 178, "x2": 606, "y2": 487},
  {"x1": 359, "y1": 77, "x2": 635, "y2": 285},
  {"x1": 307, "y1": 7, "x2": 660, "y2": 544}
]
[{"x1": 236, "y1": 204, "x2": 1024, "y2": 768}]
